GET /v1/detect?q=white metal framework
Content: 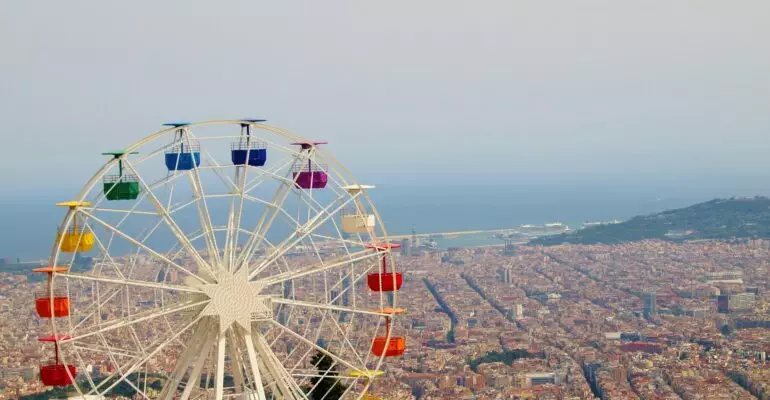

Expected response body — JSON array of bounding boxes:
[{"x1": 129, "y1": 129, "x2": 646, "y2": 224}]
[{"x1": 44, "y1": 120, "x2": 401, "y2": 399}]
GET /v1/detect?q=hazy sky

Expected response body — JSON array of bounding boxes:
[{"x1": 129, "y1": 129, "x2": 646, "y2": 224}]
[{"x1": 2, "y1": 1, "x2": 770, "y2": 195}]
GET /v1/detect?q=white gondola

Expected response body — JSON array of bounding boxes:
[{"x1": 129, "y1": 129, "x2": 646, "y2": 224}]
[{"x1": 341, "y1": 185, "x2": 376, "y2": 233}]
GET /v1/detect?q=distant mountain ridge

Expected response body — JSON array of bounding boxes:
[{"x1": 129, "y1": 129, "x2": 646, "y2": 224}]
[{"x1": 531, "y1": 197, "x2": 770, "y2": 246}]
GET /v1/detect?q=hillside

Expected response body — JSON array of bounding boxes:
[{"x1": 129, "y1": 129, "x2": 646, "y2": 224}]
[{"x1": 531, "y1": 197, "x2": 770, "y2": 246}]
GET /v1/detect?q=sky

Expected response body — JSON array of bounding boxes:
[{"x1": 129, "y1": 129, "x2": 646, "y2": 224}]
[{"x1": 2, "y1": 1, "x2": 770, "y2": 196}]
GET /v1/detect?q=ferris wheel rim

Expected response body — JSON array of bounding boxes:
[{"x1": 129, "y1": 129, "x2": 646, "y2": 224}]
[{"x1": 43, "y1": 120, "x2": 400, "y2": 400}]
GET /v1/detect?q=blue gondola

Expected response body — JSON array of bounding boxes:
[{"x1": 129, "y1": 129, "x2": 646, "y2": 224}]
[
  {"x1": 232, "y1": 120, "x2": 268, "y2": 167},
  {"x1": 163, "y1": 122, "x2": 200, "y2": 171},
  {"x1": 231, "y1": 145, "x2": 267, "y2": 166},
  {"x1": 165, "y1": 147, "x2": 201, "y2": 171}
]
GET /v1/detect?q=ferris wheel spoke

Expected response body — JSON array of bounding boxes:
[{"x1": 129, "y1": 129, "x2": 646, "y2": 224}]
[
  {"x1": 246, "y1": 157, "x2": 306, "y2": 188},
  {"x1": 89, "y1": 207, "x2": 158, "y2": 216},
  {"x1": 187, "y1": 170, "x2": 222, "y2": 268},
  {"x1": 237, "y1": 191, "x2": 292, "y2": 273},
  {"x1": 271, "y1": 298, "x2": 389, "y2": 319},
  {"x1": 267, "y1": 319, "x2": 362, "y2": 374},
  {"x1": 64, "y1": 299, "x2": 209, "y2": 344},
  {"x1": 248, "y1": 192, "x2": 360, "y2": 280},
  {"x1": 305, "y1": 357, "x2": 345, "y2": 399},
  {"x1": 72, "y1": 286, "x2": 121, "y2": 331},
  {"x1": 262, "y1": 249, "x2": 380, "y2": 286},
  {"x1": 214, "y1": 329, "x2": 227, "y2": 399},
  {"x1": 123, "y1": 159, "x2": 216, "y2": 278},
  {"x1": 237, "y1": 150, "x2": 314, "y2": 272},
  {"x1": 200, "y1": 149, "x2": 238, "y2": 191},
  {"x1": 73, "y1": 343, "x2": 141, "y2": 359},
  {"x1": 91, "y1": 332, "x2": 153, "y2": 400},
  {"x1": 179, "y1": 327, "x2": 217, "y2": 400},
  {"x1": 57, "y1": 271, "x2": 202, "y2": 293},
  {"x1": 236, "y1": 160, "x2": 300, "y2": 272},
  {"x1": 311, "y1": 233, "x2": 370, "y2": 248},
  {"x1": 252, "y1": 331, "x2": 306, "y2": 399},
  {"x1": 86, "y1": 224, "x2": 127, "y2": 280},
  {"x1": 314, "y1": 307, "x2": 367, "y2": 367},
  {"x1": 160, "y1": 318, "x2": 214, "y2": 399},
  {"x1": 241, "y1": 194, "x2": 296, "y2": 225},
  {"x1": 227, "y1": 330, "x2": 246, "y2": 395},
  {"x1": 225, "y1": 149, "x2": 297, "y2": 272},
  {"x1": 79, "y1": 209, "x2": 208, "y2": 284},
  {"x1": 101, "y1": 314, "x2": 204, "y2": 395},
  {"x1": 240, "y1": 328, "x2": 268, "y2": 400},
  {"x1": 223, "y1": 149, "x2": 268, "y2": 271},
  {"x1": 224, "y1": 194, "x2": 239, "y2": 271},
  {"x1": 224, "y1": 182, "x2": 241, "y2": 272},
  {"x1": 242, "y1": 156, "x2": 297, "y2": 195},
  {"x1": 185, "y1": 145, "x2": 223, "y2": 268}
]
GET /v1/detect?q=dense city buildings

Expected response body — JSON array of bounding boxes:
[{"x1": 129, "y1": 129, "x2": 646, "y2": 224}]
[{"x1": 4, "y1": 238, "x2": 770, "y2": 398}]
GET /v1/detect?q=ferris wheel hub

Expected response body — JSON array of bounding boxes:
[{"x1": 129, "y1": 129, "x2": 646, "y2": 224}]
[{"x1": 197, "y1": 267, "x2": 271, "y2": 333}]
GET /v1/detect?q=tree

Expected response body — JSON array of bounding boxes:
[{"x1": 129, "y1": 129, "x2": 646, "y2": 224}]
[
  {"x1": 721, "y1": 325, "x2": 732, "y2": 336},
  {"x1": 309, "y1": 351, "x2": 347, "y2": 400}
]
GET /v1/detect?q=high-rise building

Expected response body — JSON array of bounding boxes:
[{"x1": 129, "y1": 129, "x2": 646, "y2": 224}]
[
  {"x1": 514, "y1": 304, "x2": 524, "y2": 320},
  {"x1": 278, "y1": 280, "x2": 294, "y2": 325},
  {"x1": 729, "y1": 292, "x2": 756, "y2": 311},
  {"x1": 502, "y1": 267, "x2": 512, "y2": 284},
  {"x1": 503, "y1": 239, "x2": 516, "y2": 256},
  {"x1": 283, "y1": 280, "x2": 294, "y2": 298},
  {"x1": 643, "y1": 292, "x2": 656, "y2": 319},
  {"x1": 717, "y1": 295, "x2": 730, "y2": 313},
  {"x1": 400, "y1": 238, "x2": 411, "y2": 256},
  {"x1": 341, "y1": 276, "x2": 351, "y2": 307}
]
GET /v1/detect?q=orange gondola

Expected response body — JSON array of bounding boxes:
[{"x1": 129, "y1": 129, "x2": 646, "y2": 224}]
[
  {"x1": 371, "y1": 308, "x2": 406, "y2": 357},
  {"x1": 33, "y1": 267, "x2": 70, "y2": 318}
]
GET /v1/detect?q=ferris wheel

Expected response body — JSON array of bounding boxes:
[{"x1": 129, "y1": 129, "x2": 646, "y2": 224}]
[{"x1": 33, "y1": 120, "x2": 406, "y2": 400}]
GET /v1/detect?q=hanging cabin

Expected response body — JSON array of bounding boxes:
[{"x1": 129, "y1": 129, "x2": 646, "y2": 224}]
[
  {"x1": 371, "y1": 308, "x2": 406, "y2": 357},
  {"x1": 232, "y1": 120, "x2": 268, "y2": 166},
  {"x1": 102, "y1": 151, "x2": 140, "y2": 200},
  {"x1": 56, "y1": 202, "x2": 94, "y2": 253},
  {"x1": 34, "y1": 266, "x2": 70, "y2": 318},
  {"x1": 163, "y1": 122, "x2": 200, "y2": 171},
  {"x1": 366, "y1": 243, "x2": 403, "y2": 292},
  {"x1": 292, "y1": 141, "x2": 328, "y2": 189},
  {"x1": 340, "y1": 185, "x2": 376, "y2": 233},
  {"x1": 38, "y1": 335, "x2": 76, "y2": 386}
]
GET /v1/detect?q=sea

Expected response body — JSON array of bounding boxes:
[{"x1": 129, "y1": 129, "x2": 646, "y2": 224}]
[{"x1": 0, "y1": 183, "x2": 718, "y2": 261}]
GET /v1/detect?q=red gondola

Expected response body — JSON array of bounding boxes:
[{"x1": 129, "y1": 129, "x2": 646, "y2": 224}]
[
  {"x1": 38, "y1": 335, "x2": 76, "y2": 387},
  {"x1": 35, "y1": 295, "x2": 70, "y2": 318},
  {"x1": 366, "y1": 243, "x2": 403, "y2": 292}
]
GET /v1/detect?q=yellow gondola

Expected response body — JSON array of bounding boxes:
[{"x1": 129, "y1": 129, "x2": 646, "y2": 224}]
[
  {"x1": 348, "y1": 370, "x2": 384, "y2": 400},
  {"x1": 55, "y1": 201, "x2": 94, "y2": 253}
]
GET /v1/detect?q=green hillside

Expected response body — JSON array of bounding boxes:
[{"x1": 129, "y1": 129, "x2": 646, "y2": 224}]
[{"x1": 531, "y1": 197, "x2": 770, "y2": 246}]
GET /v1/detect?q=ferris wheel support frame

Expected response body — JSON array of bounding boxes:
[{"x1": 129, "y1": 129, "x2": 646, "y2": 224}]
[{"x1": 41, "y1": 120, "x2": 402, "y2": 400}]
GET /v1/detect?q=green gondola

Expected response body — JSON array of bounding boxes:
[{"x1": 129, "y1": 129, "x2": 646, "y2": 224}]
[{"x1": 102, "y1": 151, "x2": 140, "y2": 201}]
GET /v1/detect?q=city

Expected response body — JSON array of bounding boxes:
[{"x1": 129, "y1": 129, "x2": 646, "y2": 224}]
[{"x1": 3, "y1": 235, "x2": 770, "y2": 399}]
